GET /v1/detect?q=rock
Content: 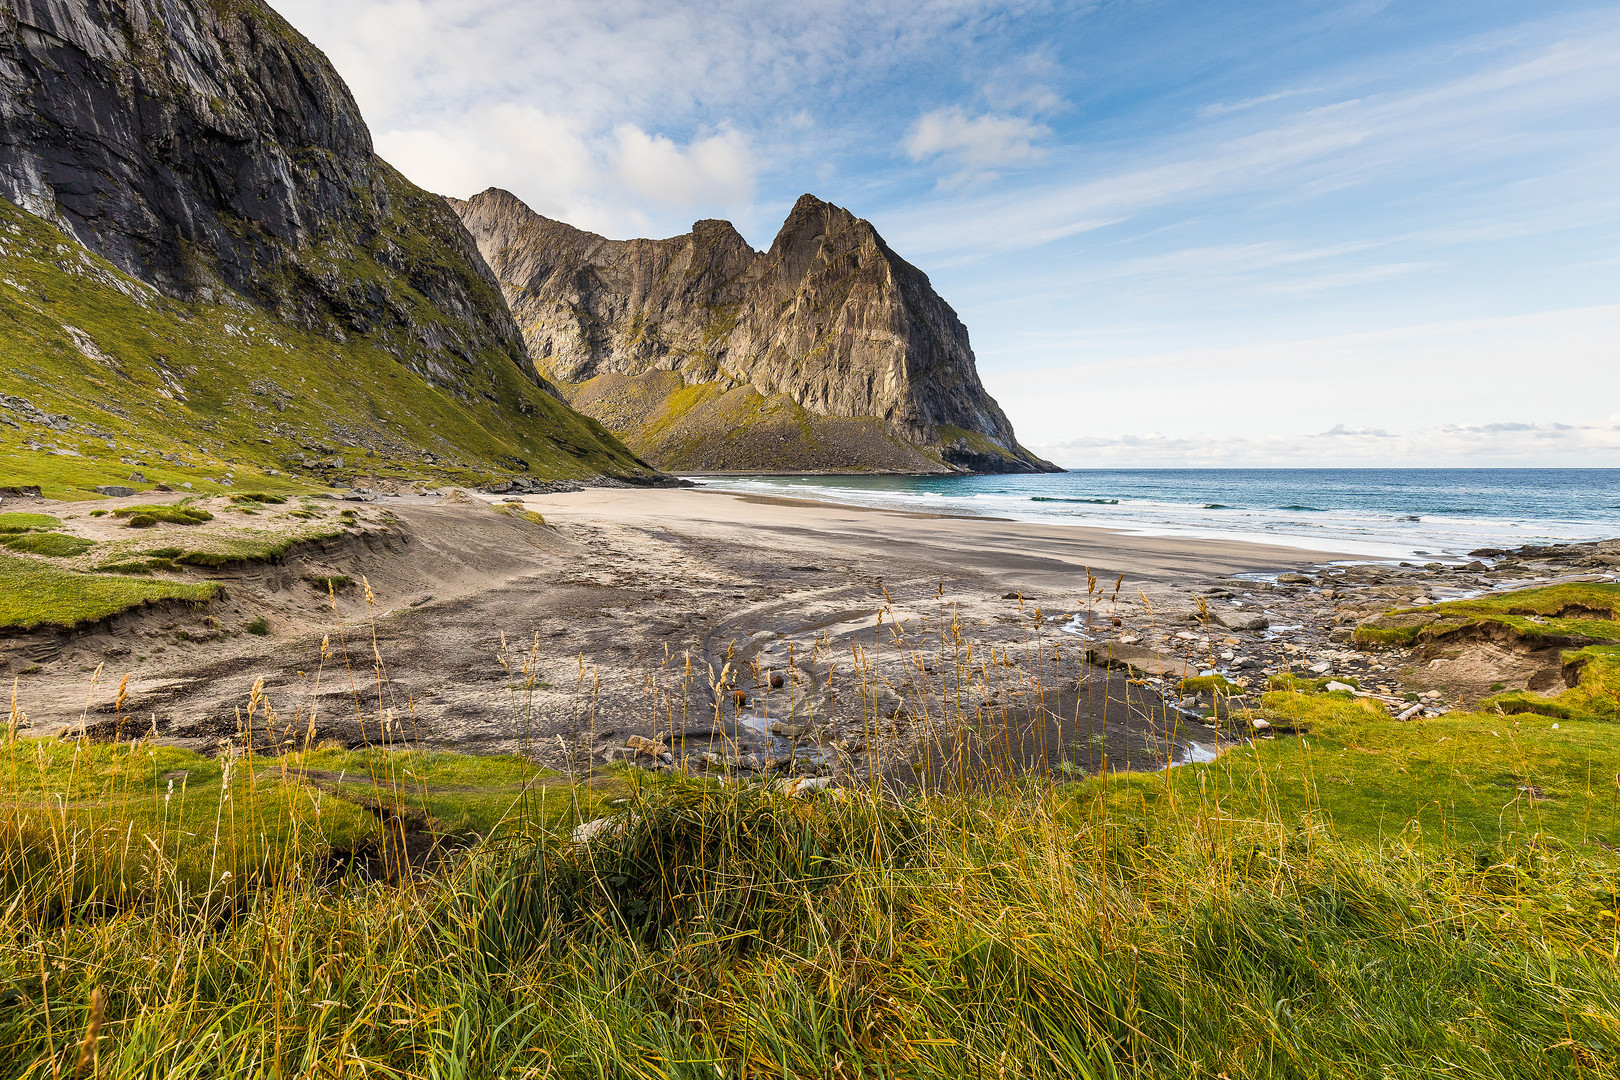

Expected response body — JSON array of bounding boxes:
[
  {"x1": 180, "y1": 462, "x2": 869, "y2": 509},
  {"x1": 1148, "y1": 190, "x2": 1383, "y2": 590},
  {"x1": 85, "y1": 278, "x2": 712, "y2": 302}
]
[
  {"x1": 1464, "y1": 561, "x2": 1489, "y2": 572},
  {"x1": 624, "y1": 735, "x2": 664, "y2": 757},
  {"x1": 0, "y1": 0, "x2": 649, "y2": 488},
  {"x1": 1086, "y1": 644, "x2": 1197, "y2": 681},
  {"x1": 1328, "y1": 628, "x2": 1353, "y2": 643},
  {"x1": 95, "y1": 485, "x2": 136, "y2": 498},
  {"x1": 127, "y1": 472, "x2": 146, "y2": 483},
  {"x1": 1213, "y1": 610, "x2": 1269, "y2": 631},
  {"x1": 1324, "y1": 681, "x2": 1355, "y2": 693},
  {"x1": 776, "y1": 776, "x2": 833, "y2": 798},
  {"x1": 1251, "y1": 718, "x2": 1272, "y2": 731},
  {"x1": 452, "y1": 189, "x2": 1057, "y2": 475},
  {"x1": 153, "y1": 483, "x2": 174, "y2": 493},
  {"x1": 1277, "y1": 573, "x2": 1314, "y2": 585},
  {"x1": 1233, "y1": 657, "x2": 1261, "y2": 670},
  {"x1": 572, "y1": 816, "x2": 627, "y2": 844},
  {"x1": 1308, "y1": 661, "x2": 1332, "y2": 675}
]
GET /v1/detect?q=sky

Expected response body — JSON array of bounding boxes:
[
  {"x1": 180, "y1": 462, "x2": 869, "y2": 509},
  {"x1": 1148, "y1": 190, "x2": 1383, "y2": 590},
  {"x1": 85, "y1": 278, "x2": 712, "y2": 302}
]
[{"x1": 273, "y1": 0, "x2": 1620, "y2": 468}]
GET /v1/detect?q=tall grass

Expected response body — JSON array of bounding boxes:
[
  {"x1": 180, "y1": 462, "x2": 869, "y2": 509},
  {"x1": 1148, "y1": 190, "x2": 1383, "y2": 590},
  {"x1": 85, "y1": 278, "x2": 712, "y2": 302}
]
[{"x1": 2, "y1": 578, "x2": 1618, "y2": 1076}]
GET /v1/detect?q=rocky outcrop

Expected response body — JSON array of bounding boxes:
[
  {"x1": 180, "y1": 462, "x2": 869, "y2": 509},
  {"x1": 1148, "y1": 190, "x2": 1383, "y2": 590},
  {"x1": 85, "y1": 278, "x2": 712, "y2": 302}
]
[
  {"x1": 452, "y1": 188, "x2": 1057, "y2": 474},
  {"x1": 0, "y1": 0, "x2": 655, "y2": 483}
]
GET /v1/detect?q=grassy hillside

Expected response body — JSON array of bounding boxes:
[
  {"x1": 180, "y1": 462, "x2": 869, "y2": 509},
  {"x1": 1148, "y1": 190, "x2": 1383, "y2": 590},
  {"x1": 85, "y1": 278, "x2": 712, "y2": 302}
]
[
  {"x1": 0, "y1": 197, "x2": 653, "y2": 499},
  {"x1": 556, "y1": 368, "x2": 975, "y2": 474}
]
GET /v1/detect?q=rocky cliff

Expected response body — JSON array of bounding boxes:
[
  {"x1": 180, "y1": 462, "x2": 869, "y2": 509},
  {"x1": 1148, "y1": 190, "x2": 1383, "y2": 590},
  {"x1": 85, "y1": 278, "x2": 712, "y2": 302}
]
[
  {"x1": 0, "y1": 0, "x2": 654, "y2": 492},
  {"x1": 453, "y1": 188, "x2": 1057, "y2": 474}
]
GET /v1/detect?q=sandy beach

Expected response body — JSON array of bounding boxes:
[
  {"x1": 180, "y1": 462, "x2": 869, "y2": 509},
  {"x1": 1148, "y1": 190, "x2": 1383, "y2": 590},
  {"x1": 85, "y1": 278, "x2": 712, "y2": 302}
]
[{"x1": 3, "y1": 484, "x2": 1423, "y2": 781}]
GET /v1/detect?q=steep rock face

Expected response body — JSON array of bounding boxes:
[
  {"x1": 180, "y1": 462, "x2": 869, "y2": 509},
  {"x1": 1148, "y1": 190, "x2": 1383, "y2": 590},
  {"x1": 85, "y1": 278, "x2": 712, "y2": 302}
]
[
  {"x1": 453, "y1": 188, "x2": 1056, "y2": 474},
  {"x1": 0, "y1": 0, "x2": 654, "y2": 485}
]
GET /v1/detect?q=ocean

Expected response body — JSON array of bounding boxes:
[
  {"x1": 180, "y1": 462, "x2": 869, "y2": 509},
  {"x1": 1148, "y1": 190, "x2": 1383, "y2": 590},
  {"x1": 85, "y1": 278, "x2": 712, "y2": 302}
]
[{"x1": 688, "y1": 469, "x2": 1620, "y2": 561}]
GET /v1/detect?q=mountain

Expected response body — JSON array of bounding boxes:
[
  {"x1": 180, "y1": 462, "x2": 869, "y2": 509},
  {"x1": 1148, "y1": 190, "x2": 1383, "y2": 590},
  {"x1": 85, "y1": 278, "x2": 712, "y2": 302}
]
[
  {"x1": 451, "y1": 188, "x2": 1058, "y2": 474},
  {"x1": 0, "y1": 0, "x2": 655, "y2": 496}
]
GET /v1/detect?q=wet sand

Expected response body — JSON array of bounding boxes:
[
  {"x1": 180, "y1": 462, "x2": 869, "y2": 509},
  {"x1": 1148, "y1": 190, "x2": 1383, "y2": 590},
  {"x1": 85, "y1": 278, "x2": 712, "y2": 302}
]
[{"x1": 7, "y1": 485, "x2": 1359, "y2": 782}]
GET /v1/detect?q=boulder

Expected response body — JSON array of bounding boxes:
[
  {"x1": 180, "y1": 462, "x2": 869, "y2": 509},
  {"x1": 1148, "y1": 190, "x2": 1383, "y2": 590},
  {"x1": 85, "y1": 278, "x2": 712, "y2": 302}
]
[
  {"x1": 572, "y1": 816, "x2": 630, "y2": 844},
  {"x1": 1213, "y1": 610, "x2": 1269, "y2": 632},
  {"x1": 1086, "y1": 644, "x2": 1196, "y2": 681},
  {"x1": 95, "y1": 485, "x2": 137, "y2": 497},
  {"x1": 624, "y1": 735, "x2": 664, "y2": 757}
]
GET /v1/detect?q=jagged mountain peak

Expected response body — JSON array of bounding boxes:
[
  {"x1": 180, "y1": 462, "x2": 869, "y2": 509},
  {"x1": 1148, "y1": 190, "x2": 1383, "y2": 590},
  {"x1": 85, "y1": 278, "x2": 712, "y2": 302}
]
[{"x1": 454, "y1": 190, "x2": 1057, "y2": 475}]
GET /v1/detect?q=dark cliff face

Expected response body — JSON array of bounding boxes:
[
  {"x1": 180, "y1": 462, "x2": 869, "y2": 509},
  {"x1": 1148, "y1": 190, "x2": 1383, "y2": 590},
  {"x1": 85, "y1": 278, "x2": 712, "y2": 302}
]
[
  {"x1": 453, "y1": 188, "x2": 1056, "y2": 474},
  {"x1": 0, "y1": 0, "x2": 533, "y2": 397}
]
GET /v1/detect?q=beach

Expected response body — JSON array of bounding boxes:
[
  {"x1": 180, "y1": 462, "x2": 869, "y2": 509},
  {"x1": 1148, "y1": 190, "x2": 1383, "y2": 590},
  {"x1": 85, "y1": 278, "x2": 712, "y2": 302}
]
[{"x1": 6, "y1": 484, "x2": 1607, "y2": 782}]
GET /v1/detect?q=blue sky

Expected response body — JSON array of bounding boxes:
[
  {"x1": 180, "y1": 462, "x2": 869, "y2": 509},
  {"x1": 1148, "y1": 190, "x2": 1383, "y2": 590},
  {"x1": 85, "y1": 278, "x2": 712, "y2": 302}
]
[{"x1": 276, "y1": 0, "x2": 1620, "y2": 467}]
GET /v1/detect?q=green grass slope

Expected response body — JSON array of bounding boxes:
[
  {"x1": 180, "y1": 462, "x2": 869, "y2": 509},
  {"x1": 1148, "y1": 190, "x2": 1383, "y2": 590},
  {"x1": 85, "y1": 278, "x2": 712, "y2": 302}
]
[
  {"x1": 560, "y1": 368, "x2": 962, "y2": 473},
  {"x1": 1354, "y1": 582, "x2": 1620, "y2": 650},
  {"x1": 0, "y1": 197, "x2": 654, "y2": 499}
]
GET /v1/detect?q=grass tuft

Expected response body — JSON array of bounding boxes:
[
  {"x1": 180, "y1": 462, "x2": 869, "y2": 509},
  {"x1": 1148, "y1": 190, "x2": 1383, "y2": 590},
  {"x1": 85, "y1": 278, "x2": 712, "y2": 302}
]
[
  {"x1": 0, "y1": 532, "x2": 94, "y2": 558},
  {"x1": 113, "y1": 506, "x2": 213, "y2": 526}
]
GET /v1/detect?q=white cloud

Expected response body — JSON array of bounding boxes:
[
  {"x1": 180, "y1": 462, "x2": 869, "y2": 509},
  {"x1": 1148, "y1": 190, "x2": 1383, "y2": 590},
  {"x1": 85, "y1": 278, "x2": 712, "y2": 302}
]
[
  {"x1": 275, "y1": 0, "x2": 1044, "y2": 237},
  {"x1": 903, "y1": 108, "x2": 1049, "y2": 187},
  {"x1": 1028, "y1": 421, "x2": 1620, "y2": 469},
  {"x1": 372, "y1": 107, "x2": 756, "y2": 238},
  {"x1": 612, "y1": 126, "x2": 755, "y2": 212},
  {"x1": 883, "y1": 11, "x2": 1620, "y2": 260},
  {"x1": 1197, "y1": 86, "x2": 1323, "y2": 119}
]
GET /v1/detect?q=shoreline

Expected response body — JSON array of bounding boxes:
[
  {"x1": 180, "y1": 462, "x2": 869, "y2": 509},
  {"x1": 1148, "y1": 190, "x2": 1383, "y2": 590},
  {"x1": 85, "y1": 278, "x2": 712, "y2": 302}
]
[
  {"x1": 5, "y1": 483, "x2": 1613, "y2": 785},
  {"x1": 679, "y1": 471, "x2": 1620, "y2": 562}
]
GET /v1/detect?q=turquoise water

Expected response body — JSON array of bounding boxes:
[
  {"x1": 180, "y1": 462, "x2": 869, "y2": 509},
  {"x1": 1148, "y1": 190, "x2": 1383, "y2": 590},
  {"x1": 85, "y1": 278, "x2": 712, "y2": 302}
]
[{"x1": 690, "y1": 469, "x2": 1620, "y2": 560}]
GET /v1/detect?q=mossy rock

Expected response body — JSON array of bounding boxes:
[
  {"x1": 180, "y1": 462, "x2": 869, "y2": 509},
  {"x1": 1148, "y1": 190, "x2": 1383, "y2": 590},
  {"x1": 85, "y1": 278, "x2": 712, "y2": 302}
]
[{"x1": 1181, "y1": 675, "x2": 1242, "y2": 695}]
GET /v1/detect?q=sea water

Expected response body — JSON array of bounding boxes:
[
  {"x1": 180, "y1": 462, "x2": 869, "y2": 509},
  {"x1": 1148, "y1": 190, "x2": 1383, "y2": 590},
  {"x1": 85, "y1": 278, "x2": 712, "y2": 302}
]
[{"x1": 689, "y1": 468, "x2": 1620, "y2": 561}]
